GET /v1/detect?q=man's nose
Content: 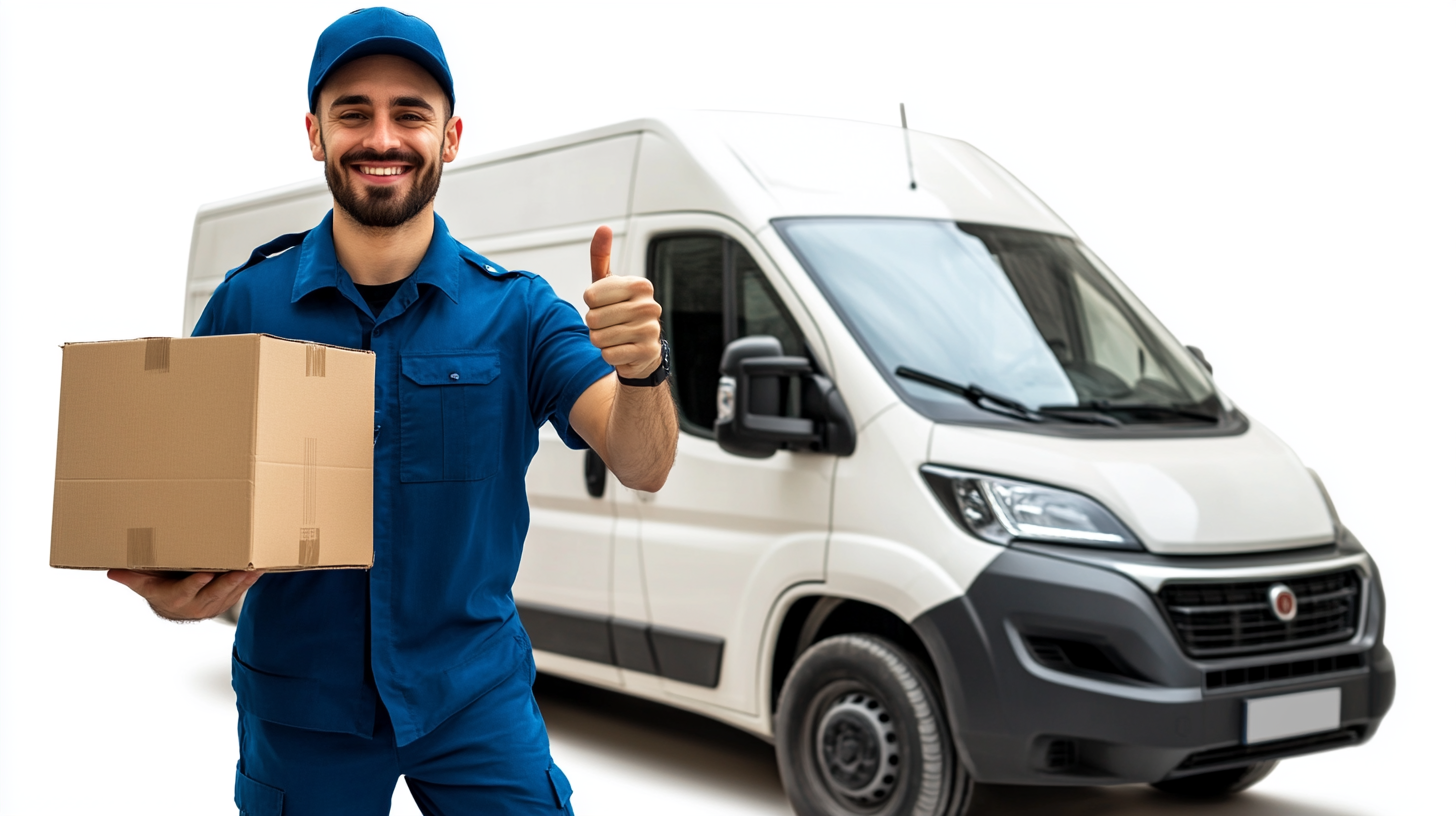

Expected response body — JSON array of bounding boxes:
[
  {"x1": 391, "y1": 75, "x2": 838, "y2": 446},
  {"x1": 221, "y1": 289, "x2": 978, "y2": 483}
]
[{"x1": 360, "y1": 115, "x2": 403, "y2": 153}]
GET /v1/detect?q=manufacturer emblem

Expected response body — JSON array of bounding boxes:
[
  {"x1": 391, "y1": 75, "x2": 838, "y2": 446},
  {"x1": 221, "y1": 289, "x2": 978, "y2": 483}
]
[{"x1": 1268, "y1": 583, "x2": 1298, "y2": 622}]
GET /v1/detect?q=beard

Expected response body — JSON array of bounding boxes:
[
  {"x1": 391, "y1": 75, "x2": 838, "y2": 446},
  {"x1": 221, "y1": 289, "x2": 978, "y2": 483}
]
[{"x1": 324, "y1": 143, "x2": 443, "y2": 228}]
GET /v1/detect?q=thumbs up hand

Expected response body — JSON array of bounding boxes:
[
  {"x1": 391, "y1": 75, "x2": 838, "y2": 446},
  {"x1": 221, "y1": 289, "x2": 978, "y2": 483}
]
[{"x1": 583, "y1": 226, "x2": 663, "y2": 381}]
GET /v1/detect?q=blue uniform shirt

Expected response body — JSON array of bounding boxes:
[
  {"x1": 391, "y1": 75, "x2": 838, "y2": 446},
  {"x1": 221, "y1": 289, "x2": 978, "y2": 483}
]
[{"x1": 195, "y1": 210, "x2": 612, "y2": 745}]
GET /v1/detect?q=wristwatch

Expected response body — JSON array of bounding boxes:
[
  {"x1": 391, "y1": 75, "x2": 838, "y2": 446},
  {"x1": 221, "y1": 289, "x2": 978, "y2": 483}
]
[{"x1": 618, "y1": 338, "x2": 670, "y2": 387}]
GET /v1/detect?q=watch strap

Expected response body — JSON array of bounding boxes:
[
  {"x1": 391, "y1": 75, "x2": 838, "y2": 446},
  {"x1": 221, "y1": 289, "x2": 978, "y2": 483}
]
[{"x1": 617, "y1": 338, "x2": 670, "y2": 387}]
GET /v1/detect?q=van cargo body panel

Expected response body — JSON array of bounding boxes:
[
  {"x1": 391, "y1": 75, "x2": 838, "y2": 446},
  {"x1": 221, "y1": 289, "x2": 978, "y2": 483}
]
[
  {"x1": 912, "y1": 546, "x2": 1393, "y2": 784},
  {"x1": 929, "y1": 420, "x2": 1334, "y2": 554},
  {"x1": 433, "y1": 134, "x2": 640, "y2": 241}
]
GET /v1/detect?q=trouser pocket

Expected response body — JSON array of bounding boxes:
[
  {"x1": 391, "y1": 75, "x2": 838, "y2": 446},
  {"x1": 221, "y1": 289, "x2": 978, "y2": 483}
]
[
  {"x1": 546, "y1": 761, "x2": 573, "y2": 811},
  {"x1": 235, "y1": 762, "x2": 284, "y2": 815}
]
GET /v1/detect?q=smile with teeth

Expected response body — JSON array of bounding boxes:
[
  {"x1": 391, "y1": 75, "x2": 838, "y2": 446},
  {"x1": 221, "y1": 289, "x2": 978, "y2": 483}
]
[{"x1": 358, "y1": 165, "x2": 408, "y2": 176}]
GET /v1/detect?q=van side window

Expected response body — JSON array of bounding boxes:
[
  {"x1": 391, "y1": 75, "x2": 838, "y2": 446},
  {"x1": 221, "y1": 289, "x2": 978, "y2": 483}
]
[
  {"x1": 736, "y1": 252, "x2": 806, "y2": 359},
  {"x1": 650, "y1": 234, "x2": 806, "y2": 436}
]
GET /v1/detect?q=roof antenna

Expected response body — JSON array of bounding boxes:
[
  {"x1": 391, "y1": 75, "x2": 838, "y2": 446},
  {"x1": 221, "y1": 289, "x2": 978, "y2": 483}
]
[{"x1": 899, "y1": 103, "x2": 918, "y2": 191}]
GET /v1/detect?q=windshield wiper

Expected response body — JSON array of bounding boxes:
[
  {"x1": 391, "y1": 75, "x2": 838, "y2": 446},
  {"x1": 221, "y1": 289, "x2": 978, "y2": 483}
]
[
  {"x1": 895, "y1": 366, "x2": 1041, "y2": 421},
  {"x1": 894, "y1": 366, "x2": 1119, "y2": 426},
  {"x1": 1040, "y1": 402, "x2": 1220, "y2": 424},
  {"x1": 1035, "y1": 406, "x2": 1122, "y2": 427}
]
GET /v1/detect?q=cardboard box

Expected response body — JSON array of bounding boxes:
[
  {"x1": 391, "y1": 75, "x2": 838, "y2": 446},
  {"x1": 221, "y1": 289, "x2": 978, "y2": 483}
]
[{"x1": 50, "y1": 334, "x2": 375, "y2": 571}]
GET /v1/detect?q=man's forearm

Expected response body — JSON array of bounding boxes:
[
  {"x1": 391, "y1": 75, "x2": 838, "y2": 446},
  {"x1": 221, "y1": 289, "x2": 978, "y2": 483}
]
[{"x1": 601, "y1": 378, "x2": 677, "y2": 492}]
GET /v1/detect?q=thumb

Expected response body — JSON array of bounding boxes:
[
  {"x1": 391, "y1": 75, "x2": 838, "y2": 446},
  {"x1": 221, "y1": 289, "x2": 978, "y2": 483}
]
[{"x1": 590, "y1": 226, "x2": 613, "y2": 283}]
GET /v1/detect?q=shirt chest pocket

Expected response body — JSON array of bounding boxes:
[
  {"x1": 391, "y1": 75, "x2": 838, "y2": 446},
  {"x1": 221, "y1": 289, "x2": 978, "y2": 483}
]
[{"x1": 398, "y1": 352, "x2": 503, "y2": 482}]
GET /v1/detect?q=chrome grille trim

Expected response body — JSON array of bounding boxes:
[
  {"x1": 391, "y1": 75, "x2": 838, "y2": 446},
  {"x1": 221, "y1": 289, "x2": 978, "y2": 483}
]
[{"x1": 1107, "y1": 551, "x2": 1370, "y2": 593}]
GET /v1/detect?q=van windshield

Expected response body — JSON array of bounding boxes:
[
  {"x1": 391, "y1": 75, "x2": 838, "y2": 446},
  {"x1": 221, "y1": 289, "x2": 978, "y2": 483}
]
[{"x1": 774, "y1": 218, "x2": 1220, "y2": 427}]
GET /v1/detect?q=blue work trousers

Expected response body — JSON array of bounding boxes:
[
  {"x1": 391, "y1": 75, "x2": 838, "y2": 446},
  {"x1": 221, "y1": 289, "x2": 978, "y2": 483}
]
[{"x1": 234, "y1": 658, "x2": 573, "y2": 815}]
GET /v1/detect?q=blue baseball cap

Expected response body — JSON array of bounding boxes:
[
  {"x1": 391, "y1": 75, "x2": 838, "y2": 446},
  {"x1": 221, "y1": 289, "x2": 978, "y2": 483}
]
[{"x1": 308, "y1": 7, "x2": 454, "y2": 111}]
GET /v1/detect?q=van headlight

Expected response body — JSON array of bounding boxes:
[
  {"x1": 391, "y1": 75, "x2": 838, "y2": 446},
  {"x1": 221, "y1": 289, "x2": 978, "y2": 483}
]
[{"x1": 921, "y1": 465, "x2": 1142, "y2": 551}]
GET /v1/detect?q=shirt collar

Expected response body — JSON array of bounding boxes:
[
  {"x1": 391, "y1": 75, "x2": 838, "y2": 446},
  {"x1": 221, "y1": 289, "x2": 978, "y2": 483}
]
[{"x1": 291, "y1": 210, "x2": 462, "y2": 305}]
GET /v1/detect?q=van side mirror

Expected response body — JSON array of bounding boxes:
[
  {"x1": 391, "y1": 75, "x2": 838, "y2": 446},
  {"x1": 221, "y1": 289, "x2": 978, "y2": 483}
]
[
  {"x1": 715, "y1": 336, "x2": 856, "y2": 459},
  {"x1": 1186, "y1": 345, "x2": 1213, "y2": 375}
]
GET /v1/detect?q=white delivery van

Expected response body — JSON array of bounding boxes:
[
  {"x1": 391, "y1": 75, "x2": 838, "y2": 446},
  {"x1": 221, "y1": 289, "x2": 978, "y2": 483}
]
[{"x1": 186, "y1": 111, "x2": 1394, "y2": 815}]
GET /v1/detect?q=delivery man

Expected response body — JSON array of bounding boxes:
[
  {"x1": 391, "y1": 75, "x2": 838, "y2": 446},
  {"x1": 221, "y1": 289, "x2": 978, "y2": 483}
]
[{"x1": 105, "y1": 8, "x2": 677, "y2": 814}]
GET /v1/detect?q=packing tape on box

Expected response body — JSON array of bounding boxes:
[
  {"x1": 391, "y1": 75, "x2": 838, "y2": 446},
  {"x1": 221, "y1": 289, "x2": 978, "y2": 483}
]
[
  {"x1": 299, "y1": 528, "x2": 320, "y2": 566},
  {"x1": 127, "y1": 527, "x2": 155, "y2": 568},
  {"x1": 306, "y1": 344, "x2": 327, "y2": 377},
  {"x1": 144, "y1": 338, "x2": 170, "y2": 373},
  {"x1": 300, "y1": 436, "x2": 320, "y2": 566},
  {"x1": 303, "y1": 438, "x2": 318, "y2": 525}
]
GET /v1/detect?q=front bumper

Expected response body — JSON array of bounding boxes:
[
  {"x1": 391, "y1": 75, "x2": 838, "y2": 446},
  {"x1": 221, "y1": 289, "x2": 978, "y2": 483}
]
[{"x1": 911, "y1": 539, "x2": 1395, "y2": 785}]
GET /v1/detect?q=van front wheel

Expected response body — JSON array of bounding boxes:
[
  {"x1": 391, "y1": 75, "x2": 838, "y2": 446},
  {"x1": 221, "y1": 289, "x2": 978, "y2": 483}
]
[{"x1": 775, "y1": 634, "x2": 972, "y2": 816}]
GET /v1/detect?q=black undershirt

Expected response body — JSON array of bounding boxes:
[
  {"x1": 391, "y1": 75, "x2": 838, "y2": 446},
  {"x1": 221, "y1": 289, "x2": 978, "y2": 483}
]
[{"x1": 354, "y1": 277, "x2": 408, "y2": 317}]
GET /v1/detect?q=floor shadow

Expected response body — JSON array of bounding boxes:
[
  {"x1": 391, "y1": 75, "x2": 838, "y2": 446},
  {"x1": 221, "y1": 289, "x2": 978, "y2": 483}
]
[
  {"x1": 533, "y1": 675, "x2": 1368, "y2": 816},
  {"x1": 195, "y1": 662, "x2": 235, "y2": 705},
  {"x1": 970, "y1": 783, "x2": 1368, "y2": 816},
  {"x1": 533, "y1": 674, "x2": 786, "y2": 808}
]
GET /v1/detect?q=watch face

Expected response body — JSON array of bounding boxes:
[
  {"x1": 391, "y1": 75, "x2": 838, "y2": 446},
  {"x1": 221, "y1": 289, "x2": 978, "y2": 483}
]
[{"x1": 660, "y1": 339, "x2": 671, "y2": 374}]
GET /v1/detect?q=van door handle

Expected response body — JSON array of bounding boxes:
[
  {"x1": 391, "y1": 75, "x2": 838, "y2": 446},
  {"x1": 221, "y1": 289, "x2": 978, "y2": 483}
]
[{"x1": 584, "y1": 449, "x2": 607, "y2": 498}]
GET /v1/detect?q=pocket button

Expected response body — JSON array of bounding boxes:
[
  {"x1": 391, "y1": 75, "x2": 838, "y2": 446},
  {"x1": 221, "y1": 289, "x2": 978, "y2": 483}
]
[{"x1": 449, "y1": 372, "x2": 460, "y2": 380}]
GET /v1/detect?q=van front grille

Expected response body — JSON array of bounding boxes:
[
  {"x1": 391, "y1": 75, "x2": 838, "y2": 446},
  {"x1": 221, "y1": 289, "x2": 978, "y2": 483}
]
[
  {"x1": 1205, "y1": 651, "x2": 1366, "y2": 690},
  {"x1": 1158, "y1": 569, "x2": 1361, "y2": 658}
]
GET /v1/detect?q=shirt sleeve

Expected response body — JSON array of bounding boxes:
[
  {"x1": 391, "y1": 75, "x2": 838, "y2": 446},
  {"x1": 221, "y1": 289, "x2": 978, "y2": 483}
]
[
  {"x1": 526, "y1": 275, "x2": 614, "y2": 450},
  {"x1": 192, "y1": 292, "x2": 219, "y2": 338},
  {"x1": 190, "y1": 280, "x2": 231, "y2": 337}
]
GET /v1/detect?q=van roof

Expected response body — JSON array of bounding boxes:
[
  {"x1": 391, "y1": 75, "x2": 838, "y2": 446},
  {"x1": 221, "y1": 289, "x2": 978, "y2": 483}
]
[{"x1": 197, "y1": 110, "x2": 1075, "y2": 237}]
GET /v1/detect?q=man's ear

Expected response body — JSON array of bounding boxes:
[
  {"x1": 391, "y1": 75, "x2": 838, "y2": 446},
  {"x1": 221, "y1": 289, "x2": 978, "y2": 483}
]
[
  {"x1": 306, "y1": 112, "x2": 325, "y2": 162},
  {"x1": 442, "y1": 116, "x2": 463, "y2": 163}
]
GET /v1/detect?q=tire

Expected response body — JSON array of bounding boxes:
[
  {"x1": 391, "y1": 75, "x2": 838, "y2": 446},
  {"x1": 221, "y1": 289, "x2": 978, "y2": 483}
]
[
  {"x1": 775, "y1": 634, "x2": 973, "y2": 816},
  {"x1": 1151, "y1": 760, "x2": 1278, "y2": 799}
]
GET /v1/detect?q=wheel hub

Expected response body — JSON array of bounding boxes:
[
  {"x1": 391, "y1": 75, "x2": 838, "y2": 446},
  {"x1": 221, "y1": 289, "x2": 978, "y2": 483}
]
[{"x1": 815, "y1": 691, "x2": 900, "y2": 805}]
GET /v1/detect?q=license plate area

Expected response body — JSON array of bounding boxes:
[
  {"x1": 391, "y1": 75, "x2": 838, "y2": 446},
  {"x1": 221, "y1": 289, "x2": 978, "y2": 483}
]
[{"x1": 1244, "y1": 687, "x2": 1342, "y2": 744}]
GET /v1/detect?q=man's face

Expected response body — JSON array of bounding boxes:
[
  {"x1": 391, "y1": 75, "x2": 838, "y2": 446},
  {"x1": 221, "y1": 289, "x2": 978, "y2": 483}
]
[{"x1": 306, "y1": 55, "x2": 462, "y2": 229}]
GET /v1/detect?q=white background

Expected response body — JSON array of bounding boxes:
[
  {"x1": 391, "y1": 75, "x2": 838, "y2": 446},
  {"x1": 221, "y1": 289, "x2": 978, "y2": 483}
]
[{"x1": 1, "y1": 1, "x2": 1451, "y2": 814}]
